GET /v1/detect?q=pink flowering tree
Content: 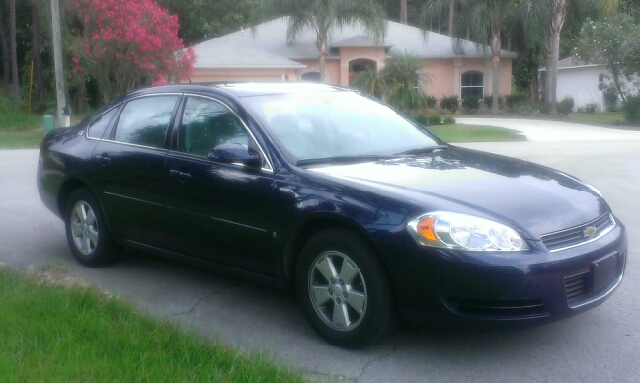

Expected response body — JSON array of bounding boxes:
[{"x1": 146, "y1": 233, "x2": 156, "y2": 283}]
[{"x1": 68, "y1": 0, "x2": 196, "y2": 101}]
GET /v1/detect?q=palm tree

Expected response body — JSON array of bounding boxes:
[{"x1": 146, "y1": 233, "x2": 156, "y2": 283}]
[
  {"x1": 420, "y1": 0, "x2": 520, "y2": 112},
  {"x1": 522, "y1": 0, "x2": 609, "y2": 114},
  {"x1": 352, "y1": 53, "x2": 432, "y2": 111},
  {"x1": 379, "y1": 53, "x2": 433, "y2": 110},
  {"x1": 251, "y1": 0, "x2": 387, "y2": 82}
]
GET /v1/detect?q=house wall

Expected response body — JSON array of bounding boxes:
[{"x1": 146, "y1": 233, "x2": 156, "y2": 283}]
[
  {"x1": 556, "y1": 65, "x2": 607, "y2": 111},
  {"x1": 189, "y1": 56, "x2": 514, "y2": 102},
  {"x1": 422, "y1": 58, "x2": 512, "y2": 99},
  {"x1": 337, "y1": 47, "x2": 387, "y2": 86}
]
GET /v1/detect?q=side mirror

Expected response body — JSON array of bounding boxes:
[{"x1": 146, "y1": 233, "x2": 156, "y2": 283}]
[{"x1": 208, "y1": 143, "x2": 262, "y2": 168}]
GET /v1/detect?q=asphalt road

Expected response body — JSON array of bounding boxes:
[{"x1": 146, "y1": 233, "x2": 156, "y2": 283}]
[{"x1": 1, "y1": 138, "x2": 639, "y2": 383}]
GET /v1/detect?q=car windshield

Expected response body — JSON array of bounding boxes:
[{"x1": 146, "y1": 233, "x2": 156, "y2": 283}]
[{"x1": 242, "y1": 91, "x2": 441, "y2": 165}]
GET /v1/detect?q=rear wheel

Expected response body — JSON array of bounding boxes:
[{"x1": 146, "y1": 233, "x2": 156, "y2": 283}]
[
  {"x1": 64, "y1": 189, "x2": 118, "y2": 267},
  {"x1": 296, "y1": 228, "x2": 393, "y2": 348}
]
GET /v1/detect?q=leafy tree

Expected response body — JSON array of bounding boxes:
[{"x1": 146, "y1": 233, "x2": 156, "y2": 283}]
[
  {"x1": 67, "y1": 0, "x2": 195, "y2": 102},
  {"x1": 157, "y1": 0, "x2": 259, "y2": 44},
  {"x1": 251, "y1": 0, "x2": 386, "y2": 82},
  {"x1": 574, "y1": 15, "x2": 640, "y2": 101},
  {"x1": 420, "y1": 0, "x2": 520, "y2": 113}
]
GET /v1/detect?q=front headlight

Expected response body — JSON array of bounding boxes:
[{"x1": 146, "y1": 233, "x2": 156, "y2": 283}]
[{"x1": 407, "y1": 212, "x2": 528, "y2": 252}]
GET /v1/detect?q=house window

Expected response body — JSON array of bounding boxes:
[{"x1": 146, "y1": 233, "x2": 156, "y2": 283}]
[
  {"x1": 461, "y1": 71, "x2": 484, "y2": 98},
  {"x1": 599, "y1": 74, "x2": 605, "y2": 90}
]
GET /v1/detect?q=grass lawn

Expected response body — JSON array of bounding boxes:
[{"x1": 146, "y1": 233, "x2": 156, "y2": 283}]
[
  {"x1": 0, "y1": 267, "x2": 307, "y2": 383},
  {"x1": 0, "y1": 113, "x2": 44, "y2": 148},
  {"x1": 428, "y1": 124, "x2": 526, "y2": 142},
  {"x1": 567, "y1": 112, "x2": 629, "y2": 128},
  {"x1": 0, "y1": 129, "x2": 44, "y2": 148}
]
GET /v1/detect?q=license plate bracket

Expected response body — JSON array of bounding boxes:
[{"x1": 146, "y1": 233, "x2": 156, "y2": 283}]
[{"x1": 592, "y1": 252, "x2": 618, "y2": 293}]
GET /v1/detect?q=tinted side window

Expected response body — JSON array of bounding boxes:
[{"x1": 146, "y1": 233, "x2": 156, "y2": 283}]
[
  {"x1": 114, "y1": 96, "x2": 179, "y2": 148},
  {"x1": 87, "y1": 107, "x2": 118, "y2": 139},
  {"x1": 178, "y1": 97, "x2": 248, "y2": 157}
]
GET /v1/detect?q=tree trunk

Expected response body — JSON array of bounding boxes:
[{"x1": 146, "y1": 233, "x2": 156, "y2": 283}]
[
  {"x1": 319, "y1": 45, "x2": 326, "y2": 82},
  {"x1": 448, "y1": 0, "x2": 454, "y2": 37},
  {"x1": 9, "y1": 0, "x2": 19, "y2": 93},
  {"x1": 0, "y1": 7, "x2": 10, "y2": 87},
  {"x1": 31, "y1": 2, "x2": 45, "y2": 103},
  {"x1": 400, "y1": 0, "x2": 407, "y2": 24},
  {"x1": 489, "y1": 26, "x2": 501, "y2": 113},
  {"x1": 547, "y1": 0, "x2": 566, "y2": 115}
]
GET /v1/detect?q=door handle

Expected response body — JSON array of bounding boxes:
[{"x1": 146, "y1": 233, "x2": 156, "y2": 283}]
[
  {"x1": 169, "y1": 169, "x2": 192, "y2": 183},
  {"x1": 93, "y1": 155, "x2": 111, "y2": 166}
]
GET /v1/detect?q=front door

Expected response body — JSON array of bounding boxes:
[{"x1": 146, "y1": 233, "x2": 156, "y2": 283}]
[{"x1": 163, "y1": 95, "x2": 277, "y2": 275}]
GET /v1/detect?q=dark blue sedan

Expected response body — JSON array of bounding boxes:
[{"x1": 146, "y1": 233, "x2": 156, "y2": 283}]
[{"x1": 38, "y1": 83, "x2": 627, "y2": 348}]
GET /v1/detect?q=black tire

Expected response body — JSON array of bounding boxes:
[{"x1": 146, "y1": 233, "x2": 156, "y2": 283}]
[
  {"x1": 296, "y1": 228, "x2": 394, "y2": 348},
  {"x1": 64, "y1": 188, "x2": 119, "y2": 267}
]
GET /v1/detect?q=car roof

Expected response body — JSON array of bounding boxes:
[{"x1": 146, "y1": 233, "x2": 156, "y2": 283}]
[{"x1": 128, "y1": 82, "x2": 352, "y2": 99}]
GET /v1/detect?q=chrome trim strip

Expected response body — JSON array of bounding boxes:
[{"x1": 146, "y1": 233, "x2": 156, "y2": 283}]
[
  {"x1": 568, "y1": 251, "x2": 625, "y2": 309},
  {"x1": 102, "y1": 191, "x2": 163, "y2": 206},
  {"x1": 98, "y1": 138, "x2": 170, "y2": 152}
]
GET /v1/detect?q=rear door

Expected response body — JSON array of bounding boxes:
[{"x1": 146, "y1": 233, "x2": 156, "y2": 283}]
[
  {"x1": 163, "y1": 95, "x2": 277, "y2": 275},
  {"x1": 93, "y1": 94, "x2": 180, "y2": 247}
]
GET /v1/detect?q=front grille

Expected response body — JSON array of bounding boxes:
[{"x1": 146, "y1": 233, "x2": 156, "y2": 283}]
[
  {"x1": 564, "y1": 270, "x2": 589, "y2": 303},
  {"x1": 444, "y1": 298, "x2": 549, "y2": 319},
  {"x1": 540, "y1": 213, "x2": 615, "y2": 252}
]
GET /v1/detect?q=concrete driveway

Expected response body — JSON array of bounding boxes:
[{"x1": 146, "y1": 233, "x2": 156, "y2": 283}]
[
  {"x1": 1, "y1": 120, "x2": 639, "y2": 382},
  {"x1": 457, "y1": 117, "x2": 640, "y2": 141}
]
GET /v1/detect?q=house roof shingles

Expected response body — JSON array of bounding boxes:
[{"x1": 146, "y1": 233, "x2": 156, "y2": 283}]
[{"x1": 191, "y1": 18, "x2": 517, "y2": 69}]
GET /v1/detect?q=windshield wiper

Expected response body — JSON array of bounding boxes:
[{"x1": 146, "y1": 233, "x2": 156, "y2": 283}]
[
  {"x1": 395, "y1": 145, "x2": 448, "y2": 156},
  {"x1": 296, "y1": 154, "x2": 396, "y2": 167}
]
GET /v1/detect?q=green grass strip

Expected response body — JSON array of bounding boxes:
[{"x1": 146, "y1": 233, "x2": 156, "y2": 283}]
[
  {"x1": 0, "y1": 268, "x2": 307, "y2": 383},
  {"x1": 428, "y1": 124, "x2": 526, "y2": 142},
  {"x1": 0, "y1": 129, "x2": 43, "y2": 148}
]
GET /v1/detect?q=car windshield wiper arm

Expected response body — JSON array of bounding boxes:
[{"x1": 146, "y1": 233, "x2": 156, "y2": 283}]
[
  {"x1": 395, "y1": 145, "x2": 448, "y2": 156},
  {"x1": 296, "y1": 154, "x2": 397, "y2": 167}
]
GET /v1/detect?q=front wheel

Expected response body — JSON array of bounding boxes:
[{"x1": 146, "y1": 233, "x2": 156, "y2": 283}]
[
  {"x1": 296, "y1": 228, "x2": 394, "y2": 348},
  {"x1": 64, "y1": 189, "x2": 119, "y2": 267}
]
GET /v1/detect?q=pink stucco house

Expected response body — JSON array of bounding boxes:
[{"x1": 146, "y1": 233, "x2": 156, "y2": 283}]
[{"x1": 187, "y1": 18, "x2": 516, "y2": 100}]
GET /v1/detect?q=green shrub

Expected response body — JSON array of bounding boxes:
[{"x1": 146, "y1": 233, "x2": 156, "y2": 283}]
[
  {"x1": 425, "y1": 95, "x2": 438, "y2": 108},
  {"x1": 428, "y1": 114, "x2": 442, "y2": 125},
  {"x1": 505, "y1": 93, "x2": 527, "y2": 107},
  {"x1": 462, "y1": 95, "x2": 480, "y2": 110},
  {"x1": 557, "y1": 96, "x2": 574, "y2": 115},
  {"x1": 440, "y1": 95, "x2": 459, "y2": 113},
  {"x1": 513, "y1": 105, "x2": 540, "y2": 115},
  {"x1": 584, "y1": 103, "x2": 598, "y2": 114},
  {"x1": 442, "y1": 115, "x2": 456, "y2": 124},
  {"x1": 623, "y1": 95, "x2": 640, "y2": 123},
  {"x1": 413, "y1": 114, "x2": 429, "y2": 126}
]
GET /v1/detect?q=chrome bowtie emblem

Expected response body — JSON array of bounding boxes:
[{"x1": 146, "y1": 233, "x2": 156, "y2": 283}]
[{"x1": 583, "y1": 226, "x2": 597, "y2": 238}]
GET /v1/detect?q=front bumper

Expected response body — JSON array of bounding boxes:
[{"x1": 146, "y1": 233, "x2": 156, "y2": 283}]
[{"x1": 379, "y1": 220, "x2": 627, "y2": 326}]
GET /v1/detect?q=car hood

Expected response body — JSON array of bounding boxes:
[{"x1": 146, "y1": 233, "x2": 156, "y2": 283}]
[{"x1": 308, "y1": 147, "x2": 609, "y2": 239}]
